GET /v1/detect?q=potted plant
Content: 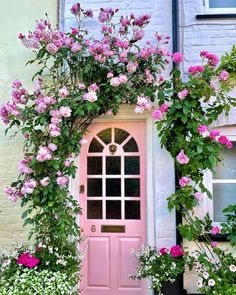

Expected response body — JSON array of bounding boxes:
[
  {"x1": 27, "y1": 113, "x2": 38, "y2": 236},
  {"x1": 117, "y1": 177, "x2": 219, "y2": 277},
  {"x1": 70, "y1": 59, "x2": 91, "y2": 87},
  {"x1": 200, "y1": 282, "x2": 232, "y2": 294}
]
[{"x1": 132, "y1": 244, "x2": 185, "y2": 295}]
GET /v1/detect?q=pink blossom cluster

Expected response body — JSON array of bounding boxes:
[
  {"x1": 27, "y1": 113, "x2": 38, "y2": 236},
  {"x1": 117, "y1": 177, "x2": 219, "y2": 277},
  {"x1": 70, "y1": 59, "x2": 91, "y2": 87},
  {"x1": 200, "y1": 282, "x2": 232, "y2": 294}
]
[
  {"x1": 4, "y1": 186, "x2": 23, "y2": 202},
  {"x1": 17, "y1": 252, "x2": 40, "y2": 269},
  {"x1": 152, "y1": 103, "x2": 169, "y2": 121},
  {"x1": 18, "y1": 157, "x2": 33, "y2": 175},
  {"x1": 21, "y1": 179, "x2": 37, "y2": 195},
  {"x1": 188, "y1": 65, "x2": 205, "y2": 75},
  {"x1": 48, "y1": 107, "x2": 71, "y2": 137},
  {"x1": 35, "y1": 96, "x2": 56, "y2": 113},
  {"x1": 219, "y1": 70, "x2": 229, "y2": 81},
  {"x1": 11, "y1": 79, "x2": 28, "y2": 104},
  {"x1": 200, "y1": 51, "x2": 219, "y2": 67},
  {"x1": 0, "y1": 102, "x2": 20, "y2": 125},
  {"x1": 36, "y1": 146, "x2": 54, "y2": 162},
  {"x1": 211, "y1": 226, "x2": 221, "y2": 235},
  {"x1": 126, "y1": 62, "x2": 138, "y2": 73},
  {"x1": 56, "y1": 175, "x2": 69, "y2": 187},
  {"x1": 134, "y1": 95, "x2": 151, "y2": 114},
  {"x1": 172, "y1": 52, "x2": 183, "y2": 63},
  {"x1": 40, "y1": 176, "x2": 50, "y2": 187},
  {"x1": 83, "y1": 83, "x2": 100, "y2": 102},
  {"x1": 159, "y1": 245, "x2": 184, "y2": 258},
  {"x1": 88, "y1": 41, "x2": 114, "y2": 63},
  {"x1": 194, "y1": 192, "x2": 203, "y2": 201},
  {"x1": 178, "y1": 89, "x2": 189, "y2": 100},
  {"x1": 70, "y1": 2, "x2": 93, "y2": 17},
  {"x1": 198, "y1": 125, "x2": 233, "y2": 149},
  {"x1": 145, "y1": 69, "x2": 154, "y2": 84},
  {"x1": 98, "y1": 7, "x2": 119, "y2": 23},
  {"x1": 110, "y1": 75, "x2": 128, "y2": 87},
  {"x1": 176, "y1": 150, "x2": 190, "y2": 164}
]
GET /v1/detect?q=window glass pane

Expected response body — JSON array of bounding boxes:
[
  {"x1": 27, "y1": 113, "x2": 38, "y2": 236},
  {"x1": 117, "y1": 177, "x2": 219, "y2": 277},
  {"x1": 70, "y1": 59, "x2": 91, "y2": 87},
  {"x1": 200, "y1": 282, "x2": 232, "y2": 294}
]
[
  {"x1": 106, "y1": 156, "x2": 121, "y2": 175},
  {"x1": 87, "y1": 178, "x2": 102, "y2": 196},
  {"x1": 106, "y1": 201, "x2": 121, "y2": 219},
  {"x1": 87, "y1": 200, "x2": 102, "y2": 219},
  {"x1": 123, "y1": 137, "x2": 139, "y2": 152},
  {"x1": 89, "y1": 138, "x2": 104, "y2": 153},
  {"x1": 209, "y1": 0, "x2": 236, "y2": 8},
  {"x1": 213, "y1": 183, "x2": 236, "y2": 222},
  {"x1": 106, "y1": 178, "x2": 121, "y2": 196},
  {"x1": 125, "y1": 156, "x2": 140, "y2": 175},
  {"x1": 87, "y1": 157, "x2": 102, "y2": 175},
  {"x1": 125, "y1": 201, "x2": 140, "y2": 219},
  {"x1": 97, "y1": 128, "x2": 111, "y2": 144},
  {"x1": 115, "y1": 128, "x2": 129, "y2": 144},
  {"x1": 214, "y1": 143, "x2": 236, "y2": 179},
  {"x1": 125, "y1": 179, "x2": 140, "y2": 197}
]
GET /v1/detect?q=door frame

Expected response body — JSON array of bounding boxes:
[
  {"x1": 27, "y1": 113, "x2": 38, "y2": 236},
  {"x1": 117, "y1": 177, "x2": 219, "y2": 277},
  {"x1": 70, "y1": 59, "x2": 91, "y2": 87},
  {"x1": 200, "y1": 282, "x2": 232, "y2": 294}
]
[{"x1": 70, "y1": 104, "x2": 160, "y2": 295}]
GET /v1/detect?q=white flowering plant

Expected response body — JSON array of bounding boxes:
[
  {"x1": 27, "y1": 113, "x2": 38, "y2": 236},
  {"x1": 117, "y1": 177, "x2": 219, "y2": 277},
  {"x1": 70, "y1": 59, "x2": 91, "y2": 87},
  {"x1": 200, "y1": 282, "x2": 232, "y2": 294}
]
[
  {"x1": 0, "y1": 242, "x2": 82, "y2": 294},
  {"x1": 132, "y1": 245, "x2": 185, "y2": 294},
  {"x1": 188, "y1": 248, "x2": 236, "y2": 295}
]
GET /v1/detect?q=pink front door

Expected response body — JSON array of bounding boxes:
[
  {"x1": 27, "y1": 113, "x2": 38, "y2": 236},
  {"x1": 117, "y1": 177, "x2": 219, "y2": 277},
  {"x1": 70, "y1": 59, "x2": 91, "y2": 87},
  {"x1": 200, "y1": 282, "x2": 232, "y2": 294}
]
[{"x1": 79, "y1": 121, "x2": 147, "y2": 295}]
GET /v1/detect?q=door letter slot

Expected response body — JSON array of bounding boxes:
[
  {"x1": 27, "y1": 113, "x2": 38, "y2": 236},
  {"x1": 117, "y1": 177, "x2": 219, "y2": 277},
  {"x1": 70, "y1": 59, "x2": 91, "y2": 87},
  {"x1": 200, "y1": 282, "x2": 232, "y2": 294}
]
[{"x1": 101, "y1": 225, "x2": 125, "y2": 233}]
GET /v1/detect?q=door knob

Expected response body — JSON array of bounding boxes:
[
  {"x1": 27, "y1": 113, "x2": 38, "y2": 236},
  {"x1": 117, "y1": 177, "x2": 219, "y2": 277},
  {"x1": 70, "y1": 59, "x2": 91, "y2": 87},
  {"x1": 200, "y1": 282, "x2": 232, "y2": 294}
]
[
  {"x1": 91, "y1": 225, "x2": 96, "y2": 232},
  {"x1": 80, "y1": 185, "x2": 85, "y2": 193}
]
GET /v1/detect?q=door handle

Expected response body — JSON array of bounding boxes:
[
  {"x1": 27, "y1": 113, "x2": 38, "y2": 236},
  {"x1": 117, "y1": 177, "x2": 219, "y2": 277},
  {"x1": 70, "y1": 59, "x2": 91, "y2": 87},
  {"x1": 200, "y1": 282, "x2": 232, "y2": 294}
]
[{"x1": 80, "y1": 185, "x2": 85, "y2": 193}]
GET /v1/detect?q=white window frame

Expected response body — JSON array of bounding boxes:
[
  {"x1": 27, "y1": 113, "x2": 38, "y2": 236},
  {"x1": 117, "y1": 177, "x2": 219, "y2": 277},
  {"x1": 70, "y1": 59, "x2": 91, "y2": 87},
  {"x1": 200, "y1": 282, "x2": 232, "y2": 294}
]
[
  {"x1": 204, "y1": 134, "x2": 236, "y2": 227},
  {"x1": 204, "y1": 0, "x2": 236, "y2": 14}
]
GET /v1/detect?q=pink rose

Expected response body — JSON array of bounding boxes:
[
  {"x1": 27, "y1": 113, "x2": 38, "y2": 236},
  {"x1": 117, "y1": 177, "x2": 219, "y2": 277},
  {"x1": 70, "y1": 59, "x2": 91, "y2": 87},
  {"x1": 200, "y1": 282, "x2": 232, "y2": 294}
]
[
  {"x1": 172, "y1": 52, "x2": 183, "y2": 63},
  {"x1": 36, "y1": 146, "x2": 52, "y2": 162},
  {"x1": 179, "y1": 177, "x2": 191, "y2": 187},
  {"x1": 46, "y1": 43, "x2": 59, "y2": 55},
  {"x1": 88, "y1": 83, "x2": 99, "y2": 92},
  {"x1": 118, "y1": 74, "x2": 128, "y2": 84},
  {"x1": 110, "y1": 77, "x2": 121, "y2": 87},
  {"x1": 170, "y1": 245, "x2": 184, "y2": 258},
  {"x1": 198, "y1": 125, "x2": 208, "y2": 134},
  {"x1": 152, "y1": 109, "x2": 163, "y2": 121},
  {"x1": 127, "y1": 62, "x2": 138, "y2": 73},
  {"x1": 211, "y1": 226, "x2": 220, "y2": 235},
  {"x1": 227, "y1": 141, "x2": 233, "y2": 149},
  {"x1": 40, "y1": 177, "x2": 50, "y2": 187},
  {"x1": 160, "y1": 103, "x2": 169, "y2": 113},
  {"x1": 219, "y1": 70, "x2": 229, "y2": 81},
  {"x1": 49, "y1": 124, "x2": 61, "y2": 137},
  {"x1": 83, "y1": 91, "x2": 98, "y2": 102},
  {"x1": 59, "y1": 106, "x2": 72, "y2": 117},
  {"x1": 70, "y1": 3, "x2": 80, "y2": 15},
  {"x1": 218, "y1": 135, "x2": 229, "y2": 145},
  {"x1": 78, "y1": 83, "x2": 86, "y2": 90},
  {"x1": 48, "y1": 143, "x2": 57, "y2": 151},
  {"x1": 211, "y1": 241, "x2": 218, "y2": 248},
  {"x1": 206, "y1": 53, "x2": 219, "y2": 67},
  {"x1": 71, "y1": 43, "x2": 81, "y2": 53},
  {"x1": 210, "y1": 129, "x2": 220, "y2": 139},
  {"x1": 194, "y1": 192, "x2": 203, "y2": 201},
  {"x1": 176, "y1": 150, "x2": 190, "y2": 164},
  {"x1": 17, "y1": 253, "x2": 40, "y2": 269},
  {"x1": 159, "y1": 247, "x2": 168, "y2": 255},
  {"x1": 178, "y1": 89, "x2": 189, "y2": 100},
  {"x1": 56, "y1": 176, "x2": 69, "y2": 186},
  {"x1": 107, "y1": 72, "x2": 114, "y2": 78},
  {"x1": 200, "y1": 50, "x2": 208, "y2": 57},
  {"x1": 59, "y1": 87, "x2": 69, "y2": 97}
]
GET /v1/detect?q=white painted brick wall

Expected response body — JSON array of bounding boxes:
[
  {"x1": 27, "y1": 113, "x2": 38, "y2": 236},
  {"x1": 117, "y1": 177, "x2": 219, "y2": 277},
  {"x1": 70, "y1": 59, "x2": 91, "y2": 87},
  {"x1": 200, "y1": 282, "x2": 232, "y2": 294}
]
[{"x1": 63, "y1": 0, "x2": 176, "y2": 249}]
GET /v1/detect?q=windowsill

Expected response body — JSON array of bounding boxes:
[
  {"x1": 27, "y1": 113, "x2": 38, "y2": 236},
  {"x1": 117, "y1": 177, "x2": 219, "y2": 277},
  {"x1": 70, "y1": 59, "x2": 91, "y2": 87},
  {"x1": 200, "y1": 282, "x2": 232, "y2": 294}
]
[
  {"x1": 196, "y1": 14, "x2": 236, "y2": 19},
  {"x1": 198, "y1": 233, "x2": 229, "y2": 242}
]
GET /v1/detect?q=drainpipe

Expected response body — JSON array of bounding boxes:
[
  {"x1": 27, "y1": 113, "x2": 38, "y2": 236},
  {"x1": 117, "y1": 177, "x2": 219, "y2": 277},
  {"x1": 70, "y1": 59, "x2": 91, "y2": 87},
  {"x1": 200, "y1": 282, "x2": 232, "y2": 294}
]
[{"x1": 172, "y1": 1, "x2": 186, "y2": 294}]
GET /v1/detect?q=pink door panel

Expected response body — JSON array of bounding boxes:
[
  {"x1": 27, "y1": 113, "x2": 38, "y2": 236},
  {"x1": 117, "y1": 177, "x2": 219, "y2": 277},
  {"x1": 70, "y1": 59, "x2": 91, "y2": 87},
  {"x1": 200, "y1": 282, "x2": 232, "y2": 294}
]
[{"x1": 79, "y1": 122, "x2": 147, "y2": 295}]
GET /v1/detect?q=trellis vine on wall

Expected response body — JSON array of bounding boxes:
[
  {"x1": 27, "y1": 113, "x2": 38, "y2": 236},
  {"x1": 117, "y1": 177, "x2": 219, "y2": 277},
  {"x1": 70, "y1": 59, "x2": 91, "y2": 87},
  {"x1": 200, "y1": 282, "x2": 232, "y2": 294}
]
[{"x1": 0, "y1": 2, "x2": 236, "y2": 293}]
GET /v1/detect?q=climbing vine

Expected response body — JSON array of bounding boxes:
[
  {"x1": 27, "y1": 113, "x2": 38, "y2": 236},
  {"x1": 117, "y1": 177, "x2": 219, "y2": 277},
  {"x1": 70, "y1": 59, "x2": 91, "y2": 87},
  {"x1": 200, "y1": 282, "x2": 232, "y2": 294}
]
[{"x1": 0, "y1": 2, "x2": 236, "y2": 294}]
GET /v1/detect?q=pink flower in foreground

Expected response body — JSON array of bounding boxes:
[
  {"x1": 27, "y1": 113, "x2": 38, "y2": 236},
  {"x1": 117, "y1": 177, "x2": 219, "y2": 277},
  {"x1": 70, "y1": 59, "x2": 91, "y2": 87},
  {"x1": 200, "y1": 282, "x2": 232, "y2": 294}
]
[
  {"x1": 172, "y1": 52, "x2": 183, "y2": 63},
  {"x1": 152, "y1": 109, "x2": 163, "y2": 121},
  {"x1": 17, "y1": 253, "x2": 40, "y2": 269},
  {"x1": 176, "y1": 150, "x2": 190, "y2": 164},
  {"x1": 40, "y1": 177, "x2": 50, "y2": 187},
  {"x1": 36, "y1": 146, "x2": 52, "y2": 162},
  {"x1": 46, "y1": 43, "x2": 59, "y2": 55},
  {"x1": 210, "y1": 129, "x2": 220, "y2": 139},
  {"x1": 160, "y1": 103, "x2": 169, "y2": 113},
  {"x1": 59, "y1": 106, "x2": 72, "y2": 117},
  {"x1": 179, "y1": 177, "x2": 191, "y2": 187},
  {"x1": 211, "y1": 241, "x2": 218, "y2": 248},
  {"x1": 218, "y1": 135, "x2": 229, "y2": 145},
  {"x1": 170, "y1": 245, "x2": 184, "y2": 258},
  {"x1": 178, "y1": 89, "x2": 189, "y2": 100},
  {"x1": 59, "y1": 87, "x2": 69, "y2": 97},
  {"x1": 56, "y1": 176, "x2": 69, "y2": 187},
  {"x1": 83, "y1": 91, "x2": 98, "y2": 102},
  {"x1": 194, "y1": 192, "x2": 203, "y2": 201},
  {"x1": 211, "y1": 226, "x2": 221, "y2": 235},
  {"x1": 198, "y1": 125, "x2": 208, "y2": 134},
  {"x1": 159, "y1": 247, "x2": 168, "y2": 255},
  {"x1": 219, "y1": 70, "x2": 229, "y2": 81}
]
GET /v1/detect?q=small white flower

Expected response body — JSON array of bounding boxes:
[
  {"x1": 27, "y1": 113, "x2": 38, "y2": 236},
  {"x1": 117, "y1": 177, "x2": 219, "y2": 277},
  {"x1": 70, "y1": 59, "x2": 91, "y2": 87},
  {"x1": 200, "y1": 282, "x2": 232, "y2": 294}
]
[
  {"x1": 208, "y1": 279, "x2": 215, "y2": 286},
  {"x1": 230, "y1": 264, "x2": 236, "y2": 272},
  {"x1": 196, "y1": 278, "x2": 203, "y2": 288},
  {"x1": 203, "y1": 271, "x2": 209, "y2": 279}
]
